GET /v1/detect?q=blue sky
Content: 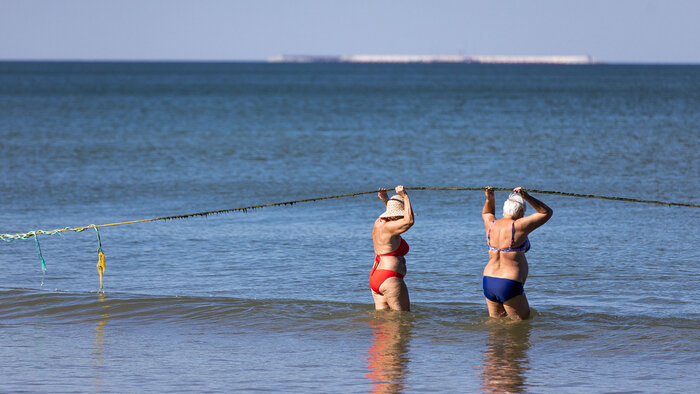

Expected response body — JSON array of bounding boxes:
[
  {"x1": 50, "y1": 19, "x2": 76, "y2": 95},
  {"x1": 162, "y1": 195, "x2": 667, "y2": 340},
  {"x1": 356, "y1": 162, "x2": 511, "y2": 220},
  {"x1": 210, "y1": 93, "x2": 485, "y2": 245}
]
[{"x1": 1, "y1": 0, "x2": 698, "y2": 63}]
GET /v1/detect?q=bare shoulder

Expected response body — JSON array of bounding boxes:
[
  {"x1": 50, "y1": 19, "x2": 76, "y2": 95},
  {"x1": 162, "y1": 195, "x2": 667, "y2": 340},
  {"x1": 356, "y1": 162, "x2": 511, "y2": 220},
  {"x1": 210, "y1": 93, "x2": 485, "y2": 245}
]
[
  {"x1": 482, "y1": 213, "x2": 496, "y2": 229},
  {"x1": 372, "y1": 218, "x2": 383, "y2": 236},
  {"x1": 516, "y1": 211, "x2": 552, "y2": 233},
  {"x1": 374, "y1": 219, "x2": 392, "y2": 235}
]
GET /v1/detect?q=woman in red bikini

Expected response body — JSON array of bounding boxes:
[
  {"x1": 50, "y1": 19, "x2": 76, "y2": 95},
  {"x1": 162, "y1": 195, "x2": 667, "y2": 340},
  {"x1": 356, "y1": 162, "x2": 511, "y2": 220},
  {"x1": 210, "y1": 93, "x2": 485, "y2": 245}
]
[{"x1": 370, "y1": 185, "x2": 414, "y2": 311}]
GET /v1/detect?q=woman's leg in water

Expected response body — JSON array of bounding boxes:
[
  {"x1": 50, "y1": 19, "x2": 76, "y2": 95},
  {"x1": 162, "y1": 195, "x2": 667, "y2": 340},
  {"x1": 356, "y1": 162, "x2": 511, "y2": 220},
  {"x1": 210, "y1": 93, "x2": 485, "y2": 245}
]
[
  {"x1": 485, "y1": 298, "x2": 507, "y2": 317},
  {"x1": 503, "y1": 294, "x2": 530, "y2": 321},
  {"x1": 371, "y1": 291, "x2": 390, "y2": 310},
  {"x1": 379, "y1": 277, "x2": 410, "y2": 311}
]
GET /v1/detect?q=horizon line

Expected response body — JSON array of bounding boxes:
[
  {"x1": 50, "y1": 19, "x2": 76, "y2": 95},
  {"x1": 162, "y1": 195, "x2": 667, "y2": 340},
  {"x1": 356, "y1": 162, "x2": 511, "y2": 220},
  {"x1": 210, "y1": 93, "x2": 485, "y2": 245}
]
[{"x1": 1, "y1": 58, "x2": 699, "y2": 66}]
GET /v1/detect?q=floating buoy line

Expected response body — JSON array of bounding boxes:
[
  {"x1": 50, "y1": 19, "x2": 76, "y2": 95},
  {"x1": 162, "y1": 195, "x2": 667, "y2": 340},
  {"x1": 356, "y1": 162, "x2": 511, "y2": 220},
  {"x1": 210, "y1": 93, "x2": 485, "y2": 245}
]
[{"x1": 2, "y1": 187, "x2": 697, "y2": 291}]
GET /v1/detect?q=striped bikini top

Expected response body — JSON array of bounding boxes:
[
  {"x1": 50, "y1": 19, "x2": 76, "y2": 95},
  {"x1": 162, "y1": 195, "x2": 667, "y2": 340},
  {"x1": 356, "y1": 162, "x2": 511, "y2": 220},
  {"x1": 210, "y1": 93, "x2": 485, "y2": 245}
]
[{"x1": 487, "y1": 220, "x2": 530, "y2": 253}]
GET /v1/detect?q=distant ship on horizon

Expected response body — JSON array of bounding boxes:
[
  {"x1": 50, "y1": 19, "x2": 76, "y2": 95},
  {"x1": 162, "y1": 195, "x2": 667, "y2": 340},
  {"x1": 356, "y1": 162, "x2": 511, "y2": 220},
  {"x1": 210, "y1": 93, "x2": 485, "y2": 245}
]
[{"x1": 269, "y1": 54, "x2": 600, "y2": 65}]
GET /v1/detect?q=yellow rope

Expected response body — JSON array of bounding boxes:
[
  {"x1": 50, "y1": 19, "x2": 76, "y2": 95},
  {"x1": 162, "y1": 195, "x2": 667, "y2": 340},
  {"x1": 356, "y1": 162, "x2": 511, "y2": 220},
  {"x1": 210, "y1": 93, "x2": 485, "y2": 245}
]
[{"x1": 1, "y1": 187, "x2": 697, "y2": 241}]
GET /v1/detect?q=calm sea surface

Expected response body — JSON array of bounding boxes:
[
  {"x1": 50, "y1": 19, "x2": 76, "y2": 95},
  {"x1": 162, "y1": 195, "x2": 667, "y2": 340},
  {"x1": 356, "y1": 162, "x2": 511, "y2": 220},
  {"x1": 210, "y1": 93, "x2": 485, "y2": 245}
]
[{"x1": 0, "y1": 62, "x2": 699, "y2": 392}]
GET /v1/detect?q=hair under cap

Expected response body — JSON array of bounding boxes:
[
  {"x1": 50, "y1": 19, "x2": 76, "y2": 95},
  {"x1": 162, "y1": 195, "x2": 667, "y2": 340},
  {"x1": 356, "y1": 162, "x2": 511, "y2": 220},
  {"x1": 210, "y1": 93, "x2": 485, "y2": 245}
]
[{"x1": 503, "y1": 193, "x2": 526, "y2": 217}]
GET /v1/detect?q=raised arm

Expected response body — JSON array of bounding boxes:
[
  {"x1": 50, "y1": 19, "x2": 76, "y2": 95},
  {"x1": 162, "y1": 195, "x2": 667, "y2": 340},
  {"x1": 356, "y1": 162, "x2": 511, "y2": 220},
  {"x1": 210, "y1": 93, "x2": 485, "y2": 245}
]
[
  {"x1": 514, "y1": 187, "x2": 553, "y2": 233},
  {"x1": 482, "y1": 186, "x2": 496, "y2": 230},
  {"x1": 377, "y1": 187, "x2": 389, "y2": 206}
]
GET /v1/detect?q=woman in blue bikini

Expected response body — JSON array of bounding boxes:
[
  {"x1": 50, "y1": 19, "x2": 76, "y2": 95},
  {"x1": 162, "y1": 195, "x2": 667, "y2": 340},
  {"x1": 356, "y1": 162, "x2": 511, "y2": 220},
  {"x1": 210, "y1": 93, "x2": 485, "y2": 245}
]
[{"x1": 482, "y1": 186, "x2": 553, "y2": 320}]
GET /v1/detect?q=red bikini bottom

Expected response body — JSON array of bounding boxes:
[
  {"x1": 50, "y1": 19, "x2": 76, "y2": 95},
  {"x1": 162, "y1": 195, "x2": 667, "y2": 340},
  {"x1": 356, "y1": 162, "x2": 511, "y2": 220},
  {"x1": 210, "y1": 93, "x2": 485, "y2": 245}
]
[{"x1": 369, "y1": 268, "x2": 405, "y2": 295}]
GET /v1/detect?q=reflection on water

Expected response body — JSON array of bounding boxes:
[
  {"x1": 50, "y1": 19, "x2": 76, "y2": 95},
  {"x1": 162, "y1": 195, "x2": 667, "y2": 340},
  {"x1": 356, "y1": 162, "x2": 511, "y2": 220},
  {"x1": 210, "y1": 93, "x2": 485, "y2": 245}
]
[
  {"x1": 93, "y1": 293, "x2": 110, "y2": 391},
  {"x1": 365, "y1": 313, "x2": 413, "y2": 393},
  {"x1": 479, "y1": 320, "x2": 532, "y2": 393}
]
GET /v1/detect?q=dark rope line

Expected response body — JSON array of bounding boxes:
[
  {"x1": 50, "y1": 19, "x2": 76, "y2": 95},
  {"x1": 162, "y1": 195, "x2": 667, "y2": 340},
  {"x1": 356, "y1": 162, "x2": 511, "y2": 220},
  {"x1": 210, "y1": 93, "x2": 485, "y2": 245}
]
[
  {"x1": 1, "y1": 187, "x2": 697, "y2": 241},
  {"x1": 408, "y1": 187, "x2": 700, "y2": 208}
]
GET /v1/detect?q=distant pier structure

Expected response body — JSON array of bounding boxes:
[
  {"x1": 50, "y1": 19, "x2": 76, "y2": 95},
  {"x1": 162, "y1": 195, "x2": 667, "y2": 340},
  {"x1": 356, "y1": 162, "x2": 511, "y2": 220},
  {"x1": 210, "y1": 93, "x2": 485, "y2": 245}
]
[{"x1": 268, "y1": 54, "x2": 599, "y2": 65}]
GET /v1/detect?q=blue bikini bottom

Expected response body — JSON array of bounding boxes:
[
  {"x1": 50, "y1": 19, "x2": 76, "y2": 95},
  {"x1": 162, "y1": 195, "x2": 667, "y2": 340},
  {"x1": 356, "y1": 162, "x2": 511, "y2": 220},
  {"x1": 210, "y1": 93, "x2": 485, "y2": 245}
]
[{"x1": 483, "y1": 276, "x2": 524, "y2": 303}]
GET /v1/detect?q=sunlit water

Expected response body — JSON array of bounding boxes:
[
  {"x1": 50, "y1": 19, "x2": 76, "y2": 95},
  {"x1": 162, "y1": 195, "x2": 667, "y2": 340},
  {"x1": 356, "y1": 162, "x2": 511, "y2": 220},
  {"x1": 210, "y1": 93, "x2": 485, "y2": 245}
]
[{"x1": 1, "y1": 62, "x2": 698, "y2": 392}]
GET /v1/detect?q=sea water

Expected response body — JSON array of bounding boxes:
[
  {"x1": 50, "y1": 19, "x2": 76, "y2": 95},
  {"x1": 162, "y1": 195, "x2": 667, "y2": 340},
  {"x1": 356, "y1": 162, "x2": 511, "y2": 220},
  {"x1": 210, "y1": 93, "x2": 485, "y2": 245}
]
[{"x1": 0, "y1": 62, "x2": 699, "y2": 392}]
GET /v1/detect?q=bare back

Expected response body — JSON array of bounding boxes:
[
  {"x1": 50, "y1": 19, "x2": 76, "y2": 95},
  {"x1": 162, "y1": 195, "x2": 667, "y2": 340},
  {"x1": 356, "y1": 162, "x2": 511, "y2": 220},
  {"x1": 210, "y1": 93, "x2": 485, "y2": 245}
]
[
  {"x1": 372, "y1": 218, "x2": 406, "y2": 275},
  {"x1": 483, "y1": 218, "x2": 529, "y2": 283}
]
